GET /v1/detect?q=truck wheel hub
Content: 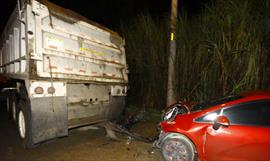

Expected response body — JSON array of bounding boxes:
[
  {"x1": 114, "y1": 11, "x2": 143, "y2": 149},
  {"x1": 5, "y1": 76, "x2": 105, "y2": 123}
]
[{"x1": 18, "y1": 111, "x2": 26, "y2": 139}]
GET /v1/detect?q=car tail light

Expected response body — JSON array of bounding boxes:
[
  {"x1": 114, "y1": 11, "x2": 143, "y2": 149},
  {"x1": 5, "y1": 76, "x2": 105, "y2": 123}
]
[
  {"x1": 34, "y1": 87, "x2": 44, "y2": 94},
  {"x1": 47, "y1": 87, "x2": 55, "y2": 94}
]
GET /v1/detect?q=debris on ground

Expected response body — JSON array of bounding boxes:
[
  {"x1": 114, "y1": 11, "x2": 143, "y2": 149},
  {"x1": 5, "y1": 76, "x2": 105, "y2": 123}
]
[
  {"x1": 126, "y1": 136, "x2": 133, "y2": 145},
  {"x1": 104, "y1": 122, "x2": 120, "y2": 141},
  {"x1": 123, "y1": 108, "x2": 148, "y2": 129},
  {"x1": 103, "y1": 121, "x2": 158, "y2": 143},
  {"x1": 76, "y1": 125, "x2": 100, "y2": 131}
]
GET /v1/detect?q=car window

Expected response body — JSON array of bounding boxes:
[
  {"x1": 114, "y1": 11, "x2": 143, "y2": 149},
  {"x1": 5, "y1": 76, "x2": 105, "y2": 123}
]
[
  {"x1": 195, "y1": 109, "x2": 221, "y2": 123},
  {"x1": 222, "y1": 100, "x2": 270, "y2": 127},
  {"x1": 191, "y1": 95, "x2": 243, "y2": 112}
]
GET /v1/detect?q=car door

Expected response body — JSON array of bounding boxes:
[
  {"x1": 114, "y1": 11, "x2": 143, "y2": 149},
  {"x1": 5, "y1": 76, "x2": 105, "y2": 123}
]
[{"x1": 204, "y1": 100, "x2": 270, "y2": 161}]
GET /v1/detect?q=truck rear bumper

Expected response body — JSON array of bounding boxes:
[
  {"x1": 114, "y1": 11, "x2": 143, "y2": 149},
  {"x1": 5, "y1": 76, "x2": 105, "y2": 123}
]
[{"x1": 67, "y1": 96, "x2": 126, "y2": 128}]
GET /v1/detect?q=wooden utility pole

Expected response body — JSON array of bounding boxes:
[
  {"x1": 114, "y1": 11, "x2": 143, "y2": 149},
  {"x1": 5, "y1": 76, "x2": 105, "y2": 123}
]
[{"x1": 167, "y1": 0, "x2": 178, "y2": 106}]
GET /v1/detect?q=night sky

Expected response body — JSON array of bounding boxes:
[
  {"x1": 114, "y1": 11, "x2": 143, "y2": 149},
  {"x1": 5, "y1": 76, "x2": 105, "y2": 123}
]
[{"x1": 0, "y1": 0, "x2": 208, "y2": 34}]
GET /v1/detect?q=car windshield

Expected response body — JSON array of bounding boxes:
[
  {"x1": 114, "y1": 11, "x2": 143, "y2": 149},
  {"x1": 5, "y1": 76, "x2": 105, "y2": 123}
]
[{"x1": 191, "y1": 95, "x2": 243, "y2": 112}]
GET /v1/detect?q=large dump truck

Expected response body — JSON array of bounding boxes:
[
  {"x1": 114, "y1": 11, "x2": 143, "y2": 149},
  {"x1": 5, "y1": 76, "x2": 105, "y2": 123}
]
[{"x1": 0, "y1": 0, "x2": 128, "y2": 148}]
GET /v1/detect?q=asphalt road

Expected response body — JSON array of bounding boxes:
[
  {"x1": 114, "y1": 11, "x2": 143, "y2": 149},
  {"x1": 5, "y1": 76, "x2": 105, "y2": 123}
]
[{"x1": 0, "y1": 99, "x2": 163, "y2": 161}]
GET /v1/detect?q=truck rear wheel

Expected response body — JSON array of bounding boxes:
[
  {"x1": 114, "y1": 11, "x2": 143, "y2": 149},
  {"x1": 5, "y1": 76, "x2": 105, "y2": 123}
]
[
  {"x1": 6, "y1": 92, "x2": 13, "y2": 119},
  {"x1": 11, "y1": 92, "x2": 18, "y2": 122},
  {"x1": 18, "y1": 109, "x2": 26, "y2": 139},
  {"x1": 17, "y1": 99, "x2": 33, "y2": 148},
  {"x1": 12, "y1": 99, "x2": 17, "y2": 122},
  {"x1": 6, "y1": 96, "x2": 10, "y2": 113}
]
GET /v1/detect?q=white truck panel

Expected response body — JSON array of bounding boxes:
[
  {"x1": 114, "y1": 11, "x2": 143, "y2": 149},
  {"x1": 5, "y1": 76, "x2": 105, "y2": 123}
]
[{"x1": 0, "y1": 0, "x2": 128, "y2": 84}]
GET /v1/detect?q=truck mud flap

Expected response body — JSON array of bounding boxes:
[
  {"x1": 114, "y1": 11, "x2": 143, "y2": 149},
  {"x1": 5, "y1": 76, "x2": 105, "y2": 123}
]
[
  {"x1": 30, "y1": 96, "x2": 68, "y2": 144},
  {"x1": 106, "y1": 96, "x2": 126, "y2": 121}
]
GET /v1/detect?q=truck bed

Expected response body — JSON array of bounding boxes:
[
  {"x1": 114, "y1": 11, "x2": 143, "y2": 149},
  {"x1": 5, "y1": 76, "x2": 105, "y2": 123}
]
[{"x1": 0, "y1": 0, "x2": 128, "y2": 84}]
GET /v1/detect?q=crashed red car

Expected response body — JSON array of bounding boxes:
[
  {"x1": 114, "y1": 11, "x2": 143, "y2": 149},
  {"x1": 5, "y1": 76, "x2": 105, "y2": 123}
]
[{"x1": 155, "y1": 91, "x2": 270, "y2": 161}]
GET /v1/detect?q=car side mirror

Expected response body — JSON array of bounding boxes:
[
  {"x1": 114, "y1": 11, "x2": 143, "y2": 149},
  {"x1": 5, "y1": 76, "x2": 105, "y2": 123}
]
[{"x1": 213, "y1": 116, "x2": 230, "y2": 130}]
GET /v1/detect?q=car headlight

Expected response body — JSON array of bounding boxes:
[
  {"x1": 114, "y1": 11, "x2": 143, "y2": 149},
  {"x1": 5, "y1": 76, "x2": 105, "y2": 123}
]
[
  {"x1": 162, "y1": 106, "x2": 179, "y2": 121},
  {"x1": 161, "y1": 102, "x2": 190, "y2": 121}
]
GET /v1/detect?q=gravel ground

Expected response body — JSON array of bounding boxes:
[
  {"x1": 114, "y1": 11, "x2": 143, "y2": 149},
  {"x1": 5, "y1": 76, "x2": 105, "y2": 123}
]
[{"x1": 0, "y1": 101, "x2": 163, "y2": 161}]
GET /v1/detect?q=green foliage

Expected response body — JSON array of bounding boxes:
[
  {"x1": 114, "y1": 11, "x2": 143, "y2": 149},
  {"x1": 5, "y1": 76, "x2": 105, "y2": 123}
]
[
  {"x1": 176, "y1": 0, "x2": 269, "y2": 102},
  {"x1": 121, "y1": 13, "x2": 169, "y2": 108},
  {"x1": 122, "y1": 0, "x2": 270, "y2": 109}
]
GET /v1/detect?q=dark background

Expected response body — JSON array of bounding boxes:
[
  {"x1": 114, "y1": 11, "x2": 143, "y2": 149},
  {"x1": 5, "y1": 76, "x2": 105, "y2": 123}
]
[{"x1": 0, "y1": 0, "x2": 209, "y2": 34}]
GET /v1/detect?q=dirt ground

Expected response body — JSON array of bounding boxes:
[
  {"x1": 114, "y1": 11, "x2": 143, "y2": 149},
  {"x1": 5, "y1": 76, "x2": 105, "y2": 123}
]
[{"x1": 0, "y1": 100, "x2": 164, "y2": 161}]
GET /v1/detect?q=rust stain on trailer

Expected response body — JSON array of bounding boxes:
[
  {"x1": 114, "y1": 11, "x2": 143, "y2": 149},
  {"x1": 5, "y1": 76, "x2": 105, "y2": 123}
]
[
  {"x1": 49, "y1": 65, "x2": 58, "y2": 69},
  {"x1": 44, "y1": 48, "x2": 125, "y2": 67},
  {"x1": 64, "y1": 68, "x2": 73, "y2": 71}
]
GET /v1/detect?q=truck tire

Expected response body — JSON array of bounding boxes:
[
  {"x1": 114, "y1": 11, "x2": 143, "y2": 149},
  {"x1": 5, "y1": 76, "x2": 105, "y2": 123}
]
[
  {"x1": 12, "y1": 100, "x2": 17, "y2": 122},
  {"x1": 161, "y1": 134, "x2": 195, "y2": 161},
  {"x1": 17, "y1": 98, "x2": 33, "y2": 148},
  {"x1": 11, "y1": 92, "x2": 18, "y2": 123},
  {"x1": 6, "y1": 91, "x2": 13, "y2": 119},
  {"x1": 6, "y1": 95, "x2": 10, "y2": 113}
]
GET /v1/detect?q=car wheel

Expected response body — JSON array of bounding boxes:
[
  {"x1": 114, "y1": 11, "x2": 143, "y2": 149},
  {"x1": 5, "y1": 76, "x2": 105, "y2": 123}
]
[
  {"x1": 161, "y1": 134, "x2": 195, "y2": 161},
  {"x1": 17, "y1": 99, "x2": 33, "y2": 148}
]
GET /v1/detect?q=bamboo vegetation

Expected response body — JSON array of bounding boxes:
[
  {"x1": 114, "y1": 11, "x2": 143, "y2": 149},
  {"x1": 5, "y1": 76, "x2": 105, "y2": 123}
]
[{"x1": 122, "y1": 0, "x2": 269, "y2": 109}]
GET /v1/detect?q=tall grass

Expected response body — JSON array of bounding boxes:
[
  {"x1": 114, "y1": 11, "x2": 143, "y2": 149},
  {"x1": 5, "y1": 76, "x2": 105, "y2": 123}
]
[
  {"x1": 175, "y1": 0, "x2": 268, "y2": 101},
  {"x1": 122, "y1": 0, "x2": 270, "y2": 109},
  {"x1": 121, "y1": 13, "x2": 169, "y2": 108}
]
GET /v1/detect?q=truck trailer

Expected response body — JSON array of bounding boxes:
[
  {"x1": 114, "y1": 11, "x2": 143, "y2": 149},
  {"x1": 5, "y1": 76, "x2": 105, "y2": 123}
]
[{"x1": 0, "y1": 0, "x2": 128, "y2": 148}]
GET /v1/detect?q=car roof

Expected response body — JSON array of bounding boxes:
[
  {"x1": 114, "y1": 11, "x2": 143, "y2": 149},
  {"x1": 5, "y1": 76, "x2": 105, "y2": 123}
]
[
  {"x1": 240, "y1": 90, "x2": 270, "y2": 98},
  {"x1": 219, "y1": 90, "x2": 270, "y2": 110},
  {"x1": 195, "y1": 91, "x2": 270, "y2": 113}
]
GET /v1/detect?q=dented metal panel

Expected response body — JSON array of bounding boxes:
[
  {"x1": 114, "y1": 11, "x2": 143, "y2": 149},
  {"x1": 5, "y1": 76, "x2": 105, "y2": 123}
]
[
  {"x1": 67, "y1": 83, "x2": 110, "y2": 127},
  {"x1": 30, "y1": 0, "x2": 128, "y2": 84}
]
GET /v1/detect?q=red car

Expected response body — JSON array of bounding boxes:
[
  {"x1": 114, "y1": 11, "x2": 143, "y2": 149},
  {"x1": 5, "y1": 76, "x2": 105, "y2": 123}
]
[{"x1": 155, "y1": 91, "x2": 270, "y2": 161}]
